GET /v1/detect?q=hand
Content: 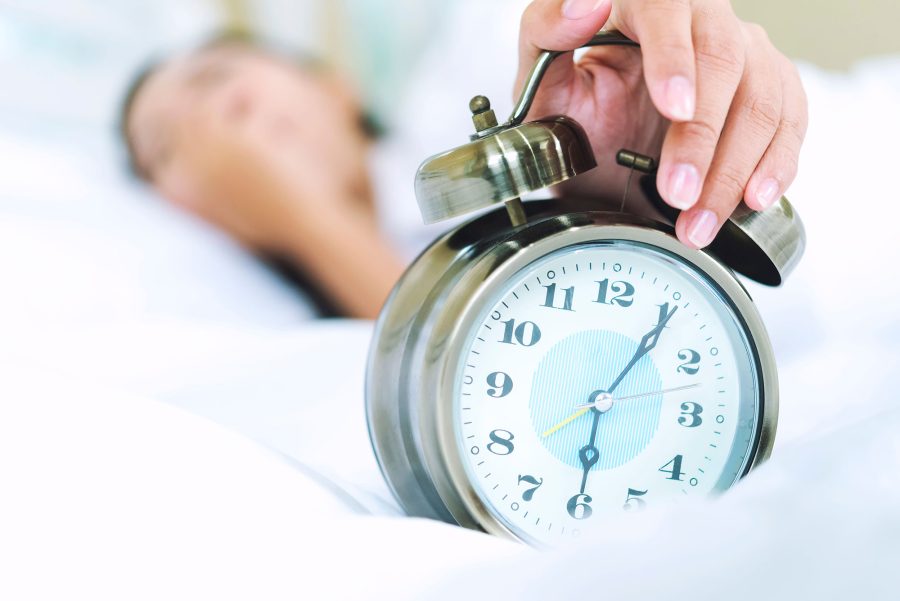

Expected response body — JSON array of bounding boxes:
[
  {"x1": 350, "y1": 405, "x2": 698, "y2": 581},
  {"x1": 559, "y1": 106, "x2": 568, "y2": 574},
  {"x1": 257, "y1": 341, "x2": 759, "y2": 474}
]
[
  {"x1": 154, "y1": 98, "x2": 403, "y2": 319},
  {"x1": 155, "y1": 92, "x2": 372, "y2": 256},
  {"x1": 577, "y1": 426, "x2": 601, "y2": 495},
  {"x1": 516, "y1": 0, "x2": 808, "y2": 248},
  {"x1": 572, "y1": 303, "x2": 676, "y2": 495},
  {"x1": 607, "y1": 302, "x2": 677, "y2": 394},
  {"x1": 542, "y1": 383, "x2": 700, "y2": 438},
  {"x1": 576, "y1": 383, "x2": 700, "y2": 409}
]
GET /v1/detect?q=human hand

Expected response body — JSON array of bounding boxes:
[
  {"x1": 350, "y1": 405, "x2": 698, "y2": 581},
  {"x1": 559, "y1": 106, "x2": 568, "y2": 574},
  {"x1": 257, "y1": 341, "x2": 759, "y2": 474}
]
[
  {"x1": 516, "y1": 0, "x2": 808, "y2": 248},
  {"x1": 153, "y1": 81, "x2": 372, "y2": 256}
]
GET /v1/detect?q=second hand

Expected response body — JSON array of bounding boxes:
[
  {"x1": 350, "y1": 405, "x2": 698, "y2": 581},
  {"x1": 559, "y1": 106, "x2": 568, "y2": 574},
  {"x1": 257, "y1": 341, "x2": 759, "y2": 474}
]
[
  {"x1": 541, "y1": 383, "x2": 701, "y2": 439},
  {"x1": 575, "y1": 383, "x2": 701, "y2": 408}
]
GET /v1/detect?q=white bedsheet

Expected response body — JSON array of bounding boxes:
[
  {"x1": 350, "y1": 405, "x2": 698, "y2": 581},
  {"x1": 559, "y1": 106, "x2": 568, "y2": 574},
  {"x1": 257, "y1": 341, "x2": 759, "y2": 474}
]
[{"x1": 0, "y1": 360, "x2": 520, "y2": 601}]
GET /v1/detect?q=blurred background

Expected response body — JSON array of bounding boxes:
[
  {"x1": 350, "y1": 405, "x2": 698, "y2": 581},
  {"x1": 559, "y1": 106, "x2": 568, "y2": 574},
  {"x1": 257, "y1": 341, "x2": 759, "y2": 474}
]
[
  {"x1": 2, "y1": 0, "x2": 897, "y2": 139},
  {"x1": 0, "y1": 0, "x2": 897, "y2": 364},
  {"x1": 732, "y1": 0, "x2": 900, "y2": 69}
]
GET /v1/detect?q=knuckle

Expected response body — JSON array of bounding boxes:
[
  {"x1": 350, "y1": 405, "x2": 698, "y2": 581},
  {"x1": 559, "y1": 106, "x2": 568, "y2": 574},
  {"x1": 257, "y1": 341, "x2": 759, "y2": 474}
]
[
  {"x1": 742, "y1": 21, "x2": 770, "y2": 44},
  {"x1": 642, "y1": 0, "x2": 692, "y2": 15},
  {"x1": 709, "y1": 166, "x2": 747, "y2": 199},
  {"x1": 679, "y1": 118, "x2": 721, "y2": 149},
  {"x1": 780, "y1": 115, "x2": 808, "y2": 146},
  {"x1": 744, "y1": 95, "x2": 781, "y2": 133},
  {"x1": 696, "y1": 31, "x2": 746, "y2": 79},
  {"x1": 779, "y1": 152, "x2": 800, "y2": 180},
  {"x1": 763, "y1": 151, "x2": 799, "y2": 190},
  {"x1": 653, "y1": 36, "x2": 694, "y2": 60}
]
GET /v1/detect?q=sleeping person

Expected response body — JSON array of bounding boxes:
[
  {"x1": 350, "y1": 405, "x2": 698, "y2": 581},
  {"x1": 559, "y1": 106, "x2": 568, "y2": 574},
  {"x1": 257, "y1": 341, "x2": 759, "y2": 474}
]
[
  {"x1": 120, "y1": 34, "x2": 406, "y2": 319},
  {"x1": 120, "y1": 0, "x2": 806, "y2": 321}
]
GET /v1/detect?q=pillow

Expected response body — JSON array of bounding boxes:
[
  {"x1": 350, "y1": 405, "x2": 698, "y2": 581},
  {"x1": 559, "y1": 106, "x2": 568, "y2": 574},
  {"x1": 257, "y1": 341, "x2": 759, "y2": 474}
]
[{"x1": 0, "y1": 132, "x2": 317, "y2": 331}]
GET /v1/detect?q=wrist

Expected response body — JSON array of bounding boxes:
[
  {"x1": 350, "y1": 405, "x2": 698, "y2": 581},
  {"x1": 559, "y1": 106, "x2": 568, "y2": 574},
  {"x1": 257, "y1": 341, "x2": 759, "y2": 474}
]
[{"x1": 280, "y1": 201, "x2": 405, "y2": 319}]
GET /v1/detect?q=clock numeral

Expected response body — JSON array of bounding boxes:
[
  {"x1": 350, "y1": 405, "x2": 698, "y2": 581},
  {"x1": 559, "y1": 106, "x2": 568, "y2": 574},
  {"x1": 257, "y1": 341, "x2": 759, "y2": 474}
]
[
  {"x1": 517, "y1": 475, "x2": 544, "y2": 501},
  {"x1": 499, "y1": 319, "x2": 541, "y2": 347},
  {"x1": 541, "y1": 283, "x2": 575, "y2": 311},
  {"x1": 595, "y1": 279, "x2": 635, "y2": 307},
  {"x1": 623, "y1": 488, "x2": 648, "y2": 511},
  {"x1": 486, "y1": 371, "x2": 513, "y2": 398},
  {"x1": 678, "y1": 402, "x2": 703, "y2": 428},
  {"x1": 487, "y1": 429, "x2": 515, "y2": 455},
  {"x1": 566, "y1": 493, "x2": 593, "y2": 520},
  {"x1": 659, "y1": 454, "x2": 685, "y2": 481},
  {"x1": 677, "y1": 349, "x2": 701, "y2": 375}
]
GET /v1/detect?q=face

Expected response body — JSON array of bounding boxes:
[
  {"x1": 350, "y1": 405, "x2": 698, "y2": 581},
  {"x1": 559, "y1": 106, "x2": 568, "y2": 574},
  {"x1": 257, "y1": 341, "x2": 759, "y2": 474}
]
[
  {"x1": 126, "y1": 43, "x2": 369, "y2": 206},
  {"x1": 453, "y1": 241, "x2": 761, "y2": 546}
]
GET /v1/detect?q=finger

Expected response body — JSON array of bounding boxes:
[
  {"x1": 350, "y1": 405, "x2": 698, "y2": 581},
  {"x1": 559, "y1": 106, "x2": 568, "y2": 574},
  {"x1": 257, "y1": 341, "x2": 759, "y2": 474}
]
[
  {"x1": 743, "y1": 56, "x2": 808, "y2": 211},
  {"x1": 675, "y1": 24, "x2": 783, "y2": 248},
  {"x1": 655, "y1": 2, "x2": 746, "y2": 212},
  {"x1": 515, "y1": 0, "x2": 613, "y2": 113},
  {"x1": 612, "y1": 0, "x2": 696, "y2": 122}
]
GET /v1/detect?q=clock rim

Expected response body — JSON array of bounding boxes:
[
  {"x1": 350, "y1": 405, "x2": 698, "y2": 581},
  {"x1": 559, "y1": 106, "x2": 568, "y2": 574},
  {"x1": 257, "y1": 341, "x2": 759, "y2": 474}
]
[{"x1": 365, "y1": 208, "x2": 777, "y2": 543}]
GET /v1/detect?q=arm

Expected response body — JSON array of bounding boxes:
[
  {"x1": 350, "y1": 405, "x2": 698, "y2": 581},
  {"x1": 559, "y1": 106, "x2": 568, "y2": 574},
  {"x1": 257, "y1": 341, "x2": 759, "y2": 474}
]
[{"x1": 282, "y1": 201, "x2": 405, "y2": 319}]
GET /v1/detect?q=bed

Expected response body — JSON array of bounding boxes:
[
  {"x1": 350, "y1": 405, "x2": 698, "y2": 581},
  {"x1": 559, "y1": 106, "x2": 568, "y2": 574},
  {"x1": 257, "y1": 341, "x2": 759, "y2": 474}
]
[{"x1": 2, "y1": 1, "x2": 899, "y2": 599}]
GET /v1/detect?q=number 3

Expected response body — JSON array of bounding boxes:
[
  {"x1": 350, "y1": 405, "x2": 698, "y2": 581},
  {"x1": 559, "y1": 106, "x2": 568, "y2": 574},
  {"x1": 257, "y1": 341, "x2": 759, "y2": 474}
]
[{"x1": 678, "y1": 402, "x2": 703, "y2": 428}]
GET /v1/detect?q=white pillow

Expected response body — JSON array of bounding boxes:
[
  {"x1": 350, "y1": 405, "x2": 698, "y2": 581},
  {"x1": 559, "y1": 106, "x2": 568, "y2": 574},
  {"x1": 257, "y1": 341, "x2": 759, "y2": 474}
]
[{"x1": 0, "y1": 132, "x2": 317, "y2": 331}]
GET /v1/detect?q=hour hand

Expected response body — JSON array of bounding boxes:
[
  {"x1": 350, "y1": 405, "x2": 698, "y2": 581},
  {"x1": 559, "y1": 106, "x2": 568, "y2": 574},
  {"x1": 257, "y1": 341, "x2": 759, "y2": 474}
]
[{"x1": 578, "y1": 441, "x2": 600, "y2": 494}]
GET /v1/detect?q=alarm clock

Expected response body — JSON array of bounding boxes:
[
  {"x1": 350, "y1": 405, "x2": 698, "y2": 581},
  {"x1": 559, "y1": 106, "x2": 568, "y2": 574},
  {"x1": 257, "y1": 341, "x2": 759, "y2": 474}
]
[{"x1": 366, "y1": 32, "x2": 804, "y2": 547}]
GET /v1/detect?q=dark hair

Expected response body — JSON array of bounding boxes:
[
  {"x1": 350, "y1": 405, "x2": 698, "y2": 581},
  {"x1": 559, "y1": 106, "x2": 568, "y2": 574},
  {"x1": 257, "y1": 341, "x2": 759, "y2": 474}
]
[
  {"x1": 118, "y1": 61, "x2": 159, "y2": 180},
  {"x1": 117, "y1": 31, "x2": 261, "y2": 180}
]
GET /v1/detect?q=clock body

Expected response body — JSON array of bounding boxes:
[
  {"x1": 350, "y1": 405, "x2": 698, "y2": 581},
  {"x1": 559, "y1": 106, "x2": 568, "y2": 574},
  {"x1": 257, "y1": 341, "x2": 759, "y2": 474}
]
[{"x1": 365, "y1": 202, "x2": 777, "y2": 547}]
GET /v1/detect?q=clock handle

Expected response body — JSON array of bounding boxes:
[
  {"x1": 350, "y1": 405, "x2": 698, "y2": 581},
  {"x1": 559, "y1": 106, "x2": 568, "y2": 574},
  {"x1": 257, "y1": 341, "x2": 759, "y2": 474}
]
[{"x1": 505, "y1": 30, "x2": 640, "y2": 128}]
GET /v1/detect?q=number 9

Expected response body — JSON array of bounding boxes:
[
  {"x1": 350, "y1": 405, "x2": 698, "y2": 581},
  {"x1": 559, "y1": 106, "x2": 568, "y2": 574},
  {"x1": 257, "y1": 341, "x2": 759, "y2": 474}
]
[{"x1": 486, "y1": 371, "x2": 513, "y2": 398}]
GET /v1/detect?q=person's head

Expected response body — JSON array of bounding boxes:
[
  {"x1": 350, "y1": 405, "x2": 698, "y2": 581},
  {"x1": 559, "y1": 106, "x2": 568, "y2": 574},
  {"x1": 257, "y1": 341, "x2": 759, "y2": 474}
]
[{"x1": 120, "y1": 35, "x2": 373, "y2": 208}]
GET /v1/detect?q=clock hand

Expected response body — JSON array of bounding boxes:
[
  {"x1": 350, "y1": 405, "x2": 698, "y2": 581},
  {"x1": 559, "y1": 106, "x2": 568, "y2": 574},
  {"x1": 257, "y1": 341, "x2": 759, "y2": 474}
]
[
  {"x1": 541, "y1": 408, "x2": 591, "y2": 438},
  {"x1": 571, "y1": 303, "x2": 679, "y2": 497},
  {"x1": 574, "y1": 383, "x2": 701, "y2": 409},
  {"x1": 541, "y1": 383, "x2": 700, "y2": 438},
  {"x1": 606, "y1": 302, "x2": 678, "y2": 395},
  {"x1": 577, "y1": 414, "x2": 601, "y2": 494}
]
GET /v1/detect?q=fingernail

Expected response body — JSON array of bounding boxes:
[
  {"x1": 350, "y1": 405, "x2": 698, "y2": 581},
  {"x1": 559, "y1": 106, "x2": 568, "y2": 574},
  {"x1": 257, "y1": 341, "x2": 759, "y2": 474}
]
[
  {"x1": 668, "y1": 163, "x2": 700, "y2": 209},
  {"x1": 665, "y1": 76, "x2": 695, "y2": 121},
  {"x1": 756, "y1": 178, "x2": 780, "y2": 209},
  {"x1": 686, "y1": 209, "x2": 718, "y2": 248},
  {"x1": 562, "y1": 0, "x2": 605, "y2": 20}
]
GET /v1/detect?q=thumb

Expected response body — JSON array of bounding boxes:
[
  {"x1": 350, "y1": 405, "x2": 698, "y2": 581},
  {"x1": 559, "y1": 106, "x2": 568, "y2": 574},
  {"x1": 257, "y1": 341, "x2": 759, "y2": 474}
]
[{"x1": 515, "y1": 0, "x2": 613, "y2": 115}]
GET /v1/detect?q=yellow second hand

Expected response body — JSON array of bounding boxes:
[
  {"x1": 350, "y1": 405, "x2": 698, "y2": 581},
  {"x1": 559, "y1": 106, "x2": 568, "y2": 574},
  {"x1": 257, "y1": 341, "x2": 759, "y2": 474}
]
[{"x1": 541, "y1": 407, "x2": 590, "y2": 438}]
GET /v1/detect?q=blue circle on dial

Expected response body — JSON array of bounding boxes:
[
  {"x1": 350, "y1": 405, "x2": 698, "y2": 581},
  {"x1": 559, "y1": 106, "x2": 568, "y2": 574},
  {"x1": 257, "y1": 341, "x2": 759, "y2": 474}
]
[{"x1": 529, "y1": 329, "x2": 663, "y2": 470}]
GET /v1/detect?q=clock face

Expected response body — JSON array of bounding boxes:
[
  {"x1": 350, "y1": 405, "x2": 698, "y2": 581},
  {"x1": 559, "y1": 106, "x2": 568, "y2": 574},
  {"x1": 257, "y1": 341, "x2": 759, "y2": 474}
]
[{"x1": 453, "y1": 241, "x2": 762, "y2": 546}]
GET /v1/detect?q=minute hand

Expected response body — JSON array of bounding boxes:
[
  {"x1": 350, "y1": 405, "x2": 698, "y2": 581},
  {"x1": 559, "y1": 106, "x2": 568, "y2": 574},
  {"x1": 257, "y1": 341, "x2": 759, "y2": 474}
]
[
  {"x1": 574, "y1": 303, "x2": 678, "y2": 498},
  {"x1": 607, "y1": 303, "x2": 678, "y2": 394}
]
